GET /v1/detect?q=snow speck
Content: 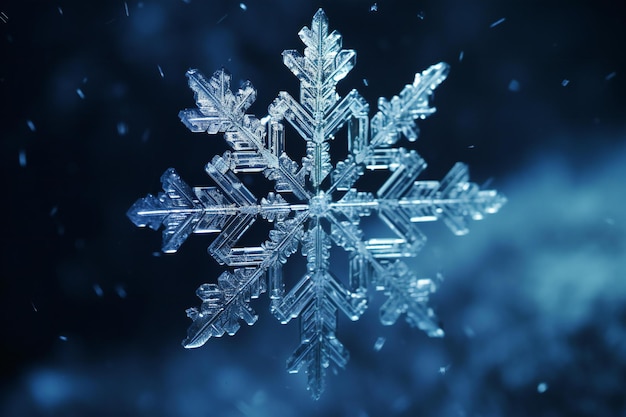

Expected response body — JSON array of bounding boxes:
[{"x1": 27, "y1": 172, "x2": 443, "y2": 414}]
[
  {"x1": 141, "y1": 128, "x2": 151, "y2": 142},
  {"x1": 605, "y1": 71, "x2": 616, "y2": 81},
  {"x1": 561, "y1": 79, "x2": 570, "y2": 87},
  {"x1": 417, "y1": 11, "x2": 425, "y2": 20},
  {"x1": 50, "y1": 205, "x2": 58, "y2": 217},
  {"x1": 151, "y1": 251, "x2": 162, "y2": 257},
  {"x1": 157, "y1": 64, "x2": 164, "y2": 78},
  {"x1": 76, "y1": 88, "x2": 85, "y2": 99},
  {"x1": 239, "y1": 3, "x2": 247, "y2": 11},
  {"x1": 537, "y1": 382, "x2": 548, "y2": 393},
  {"x1": 115, "y1": 285, "x2": 128, "y2": 299},
  {"x1": 438, "y1": 364, "x2": 451, "y2": 375},
  {"x1": 490, "y1": 17, "x2": 506, "y2": 28},
  {"x1": 124, "y1": 2, "x2": 129, "y2": 17},
  {"x1": 459, "y1": 51, "x2": 464, "y2": 62},
  {"x1": 58, "y1": 335, "x2": 68, "y2": 342},
  {"x1": 27, "y1": 119, "x2": 36, "y2": 132},
  {"x1": 31, "y1": 301, "x2": 38, "y2": 312},
  {"x1": 217, "y1": 14, "x2": 228, "y2": 24},
  {"x1": 57, "y1": 6, "x2": 63, "y2": 16},
  {"x1": 19, "y1": 149, "x2": 27, "y2": 167},
  {"x1": 117, "y1": 122, "x2": 128, "y2": 136},
  {"x1": 370, "y1": 3, "x2": 378, "y2": 12},
  {"x1": 93, "y1": 284, "x2": 104, "y2": 298},
  {"x1": 373, "y1": 337, "x2": 386, "y2": 351},
  {"x1": 362, "y1": 78, "x2": 369, "y2": 87},
  {"x1": 508, "y1": 79, "x2": 521, "y2": 92},
  {"x1": 0, "y1": 12, "x2": 8, "y2": 24}
]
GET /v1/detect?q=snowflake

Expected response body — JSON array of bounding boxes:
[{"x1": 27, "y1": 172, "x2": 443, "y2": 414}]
[{"x1": 127, "y1": 9, "x2": 505, "y2": 399}]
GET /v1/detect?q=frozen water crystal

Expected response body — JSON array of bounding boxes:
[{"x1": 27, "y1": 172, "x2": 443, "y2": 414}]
[
  {"x1": 373, "y1": 337, "x2": 386, "y2": 352},
  {"x1": 18, "y1": 150, "x2": 26, "y2": 167},
  {"x1": 128, "y1": 9, "x2": 505, "y2": 399},
  {"x1": 490, "y1": 17, "x2": 506, "y2": 28}
]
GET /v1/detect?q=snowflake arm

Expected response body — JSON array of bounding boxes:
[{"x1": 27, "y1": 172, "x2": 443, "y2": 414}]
[
  {"x1": 328, "y1": 63, "x2": 449, "y2": 197},
  {"x1": 183, "y1": 267, "x2": 265, "y2": 347},
  {"x1": 126, "y1": 167, "x2": 248, "y2": 254},
  {"x1": 273, "y1": 222, "x2": 365, "y2": 400},
  {"x1": 370, "y1": 63, "x2": 449, "y2": 146},
  {"x1": 179, "y1": 68, "x2": 309, "y2": 199}
]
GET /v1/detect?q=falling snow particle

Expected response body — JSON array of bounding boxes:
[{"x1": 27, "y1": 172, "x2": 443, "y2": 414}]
[
  {"x1": 459, "y1": 51, "x2": 464, "y2": 62},
  {"x1": 373, "y1": 337, "x2": 386, "y2": 351},
  {"x1": 439, "y1": 364, "x2": 451, "y2": 375},
  {"x1": 605, "y1": 217, "x2": 615, "y2": 226},
  {"x1": 19, "y1": 150, "x2": 27, "y2": 167},
  {"x1": 508, "y1": 79, "x2": 520, "y2": 92},
  {"x1": 141, "y1": 128, "x2": 151, "y2": 142},
  {"x1": 217, "y1": 14, "x2": 228, "y2": 24},
  {"x1": 0, "y1": 12, "x2": 8, "y2": 24},
  {"x1": 124, "y1": 2, "x2": 129, "y2": 17},
  {"x1": 239, "y1": 3, "x2": 247, "y2": 11},
  {"x1": 362, "y1": 78, "x2": 369, "y2": 86},
  {"x1": 468, "y1": 144, "x2": 475, "y2": 149},
  {"x1": 157, "y1": 64, "x2": 164, "y2": 78},
  {"x1": 115, "y1": 285, "x2": 128, "y2": 299},
  {"x1": 490, "y1": 17, "x2": 506, "y2": 28},
  {"x1": 59, "y1": 335, "x2": 68, "y2": 341},
  {"x1": 537, "y1": 382, "x2": 548, "y2": 393},
  {"x1": 93, "y1": 284, "x2": 104, "y2": 297},
  {"x1": 58, "y1": 6, "x2": 63, "y2": 15},
  {"x1": 561, "y1": 79, "x2": 569, "y2": 87},
  {"x1": 117, "y1": 122, "x2": 128, "y2": 136},
  {"x1": 31, "y1": 301, "x2": 38, "y2": 312},
  {"x1": 76, "y1": 88, "x2": 85, "y2": 99},
  {"x1": 50, "y1": 205, "x2": 58, "y2": 217},
  {"x1": 605, "y1": 71, "x2": 616, "y2": 81},
  {"x1": 27, "y1": 120, "x2": 36, "y2": 132},
  {"x1": 417, "y1": 11, "x2": 425, "y2": 20},
  {"x1": 151, "y1": 251, "x2": 162, "y2": 257},
  {"x1": 370, "y1": 3, "x2": 378, "y2": 12}
]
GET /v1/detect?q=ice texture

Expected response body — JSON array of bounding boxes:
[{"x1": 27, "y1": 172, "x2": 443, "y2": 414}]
[{"x1": 127, "y1": 9, "x2": 505, "y2": 399}]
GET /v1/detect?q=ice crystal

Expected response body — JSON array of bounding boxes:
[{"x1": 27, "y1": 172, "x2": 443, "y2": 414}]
[{"x1": 128, "y1": 9, "x2": 505, "y2": 399}]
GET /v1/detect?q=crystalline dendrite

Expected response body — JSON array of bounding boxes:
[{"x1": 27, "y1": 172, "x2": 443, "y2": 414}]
[{"x1": 127, "y1": 9, "x2": 505, "y2": 399}]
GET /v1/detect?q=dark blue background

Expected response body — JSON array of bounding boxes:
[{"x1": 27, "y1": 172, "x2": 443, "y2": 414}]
[{"x1": 2, "y1": 1, "x2": 626, "y2": 416}]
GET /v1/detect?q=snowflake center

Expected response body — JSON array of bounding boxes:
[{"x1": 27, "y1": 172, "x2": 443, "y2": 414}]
[{"x1": 309, "y1": 191, "x2": 331, "y2": 216}]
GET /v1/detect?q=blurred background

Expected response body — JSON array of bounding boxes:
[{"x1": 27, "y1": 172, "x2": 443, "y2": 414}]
[{"x1": 2, "y1": 0, "x2": 625, "y2": 416}]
